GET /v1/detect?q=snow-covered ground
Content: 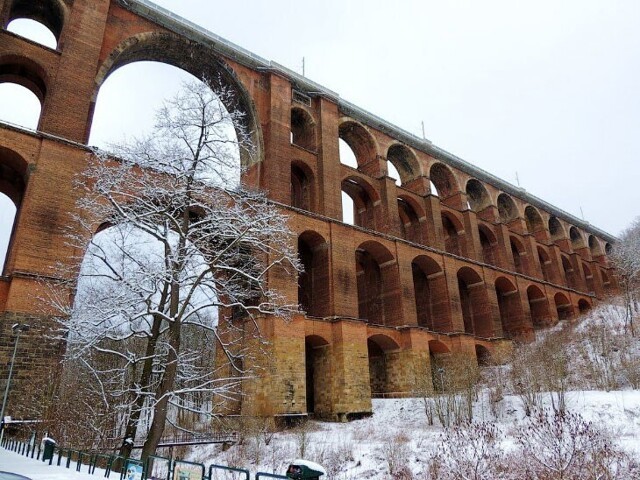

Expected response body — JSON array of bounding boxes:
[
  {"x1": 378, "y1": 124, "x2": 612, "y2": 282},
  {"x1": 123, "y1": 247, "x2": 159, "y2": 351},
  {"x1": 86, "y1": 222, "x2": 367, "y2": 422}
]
[
  {"x1": 2, "y1": 391, "x2": 639, "y2": 479},
  {"x1": 3, "y1": 303, "x2": 639, "y2": 479},
  {"x1": 186, "y1": 389, "x2": 640, "y2": 479},
  {"x1": 0, "y1": 448, "x2": 99, "y2": 479}
]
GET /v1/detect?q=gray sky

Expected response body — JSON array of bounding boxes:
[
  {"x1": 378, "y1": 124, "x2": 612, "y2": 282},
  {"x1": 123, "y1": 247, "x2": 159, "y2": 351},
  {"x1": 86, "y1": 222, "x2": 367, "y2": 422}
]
[{"x1": 2, "y1": 0, "x2": 640, "y2": 268}]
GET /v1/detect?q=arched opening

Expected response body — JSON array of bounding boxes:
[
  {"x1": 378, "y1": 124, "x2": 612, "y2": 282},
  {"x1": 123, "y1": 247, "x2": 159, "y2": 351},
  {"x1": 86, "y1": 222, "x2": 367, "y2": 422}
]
[
  {"x1": 582, "y1": 263, "x2": 595, "y2": 294},
  {"x1": 588, "y1": 235, "x2": 602, "y2": 258},
  {"x1": 0, "y1": 195, "x2": 17, "y2": 274},
  {"x1": 475, "y1": 345, "x2": 492, "y2": 366},
  {"x1": 465, "y1": 179, "x2": 491, "y2": 212},
  {"x1": 570, "y1": 226, "x2": 585, "y2": 250},
  {"x1": 554, "y1": 292, "x2": 574, "y2": 320},
  {"x1": 524, "y1": 206, "x2": 544, "y2": 237},
  {"x1": 342, "y1": 176, "x2": 378, "y2": 229},
  {"x1": 549, "y1": 216, "x2": 564, "y2": 241},
  {"x1": 356, "y1": 242, "x2": 400, "y2": 326},
  {"x1": 478, "y1": 224, "x2": 499, "y2": 266},
  {"x1": 412, "y1": 255, "x2": 451, "y2": 332},
  {"x1": 93, "y1": 33, "x2": 262, "y2": 173},
  {"x1": 0, "y1": 147, "x2": 28, "y2": 274},
  {"x1": 561, "y1": 255, "x2": 578, "y2": 289},
  {"x1": 0, "y1": 83, "x2": 40, "y2": 130},
  {"x1": 0, "y1": 57, "x2": 47, "y2": 130},
  {"x1": 387, "y1": 144, "x2": 419, "y2": 186},
  {"x1": 605, "y1": 243, "x2": 613, "y2": 255},
  {"x1": 91, "y1": 61, "x2": 242, "y2": 186},
  {"x1": 430, "y1": 180, "x2": 439, "y2": 197},
  {"x1": 578, "y1": 299, "x2": 591, "y2": 314},
  {"x1": 510, "y1": 236, "x2": 527, "y2": 275},
  {"x1": 290, "y1": 107, "x2": 316, "y2": 151},
  {"x1": 537, "y1": 246, "x2": 552, "y2": 282},
  {"x1": 305, "y1": 335, "x2": 330, "y2": 415},
  {"x1": 457, "y1": 267, "x2": 492, "y2": 337},
  {"x1": 398, "y1": 197, "x2": 423, "y2": 243},
  {"x1": 298, "y1": 231, "x2": 330, "y2": 317},
  {"x1": 600, "y1": 269, "x2": 613, "y2": 295},
  {"x1": 429, "y1": 340, "x2": 451, "y2": 392},
  {"x1": 442, "y1": 212, "x2": 463, "y2": 256},
  {"x1": 430, "y1": 163, "x2": 458, "y2": 199},
  {"x1": 527, "y1": 285, "x2": 551, "y2": 328},
  {"x1": 6, "y1": 18, "x2": 58, "y2": 49},
  {"x1": 338, "y1": 121, "x2": 376, "y2": 168},
  {"x1": 368, "y1": 334, "x2": 401, "y2": 398},
  {"x1": 387, "y1": 162, "x2": 401, "y2": 186},
  {"x1": 5, "y1": 0, "x2": 65, "y2": 47},
  {"x1": 338, "y1": 138, "x2": 358, "y2": 168},
  {"x1": 497, "y1": 193, "x2": 518, "y2": 224},
  {"x1": 291, "y1": 161, "x2": 314, "y2": 211},
  {"x1": 495, "y1": 276, "x2": 528, "y2": 340}
]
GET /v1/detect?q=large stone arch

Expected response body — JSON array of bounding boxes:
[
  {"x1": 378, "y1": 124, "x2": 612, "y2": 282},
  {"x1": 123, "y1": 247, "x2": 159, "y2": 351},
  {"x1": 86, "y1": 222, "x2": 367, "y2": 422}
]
[
  {"x1": 465, "y1": 178, "x2": 491, "y2": 212},
  {"x1": 367, "y1": 333, "x2": 401, "y2": 398},
  {"x1": 412, "y1": 255, "x2": 452, "y2": 332},
  {"x1": 509, "y1": 235, "x2": 528, "y2": 275},
  {"x1": 342, "y1": 175, "x2": 380, "y2": 229},
  {"x1": 0, "y1": 146, "x2": 29, "y2": 273},
  {"x1": 4, "y1": 0, "x2": 68, "y2": 44},
  {"x1": 305, "y1": 334, "x2": 331, "y2": 416},
  {"x1": 0, "y1": 54, "x2": 48, "y2": 104},
  {"x1": 338, "y1": 119, "x2": 378, "y2": 168},
  {"x1": 570, "y1": 226, "x2": 586, "y2": 250},
  {"x1": 561, "y1": 254, "x2": 578, "y2": 289},
  {"x1": 526, "y1": 284, "x2": 552, "y2": 328},
  {"x1": 457, "y1": 266, "x2": 493, "y2": 337},
  {"x1": 478, "y1": 223, "x2": 499, "y2": 266},
  {"x1": 291, "y1": 160, "x2": 315, "y2": 212},
  {"x1": 497, "y1": 193, "x2": 518, "y2": 223},
  {"x1": 93, "y1": 31, "x2": 263, "y2": 168},
  {"x1": 536, "y1": 245, "x2": 553, "y2": 282},
  {"x1": 524, "y1": 205, "x2": 545, "y2": 236},
  {"x1": 397, "y1": 195, "x2": 424, "y2": 243},
  {"x1": 356, "y1": 241, "x2": 400, "y2": 326},
  {"x1": 298, "y1": 231, "x2": 330, "y2": 317},
  {"x1": 429, "y1": 162, "x2": 459, "y2": 198},
  {"x1": 588, "y1": 235, "x2": 603, "y2": 258},
  {"x1": 495, "y1": 276, "x2": 529, "y2": 340},
  {"x1": 549, "y1": 215, "x2": 566, "y2": 241},
  {"x1": 441, "y1": 211, "x2": 465, "y2": 256},
  {"x1": 386, "y1": 143, "x2": 420, "y2": 185},
  {"x1": 291, "y1": 106, "x2": 317, "y2": 151},
  {"x1": 554, "y1": 292, "x2": 574, "y2": 320}
]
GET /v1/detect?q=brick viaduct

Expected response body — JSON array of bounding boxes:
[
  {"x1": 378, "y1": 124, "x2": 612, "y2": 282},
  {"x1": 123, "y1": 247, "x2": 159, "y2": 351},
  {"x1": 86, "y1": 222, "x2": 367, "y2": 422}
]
[{"x1": 0, "y1": 0, "x2": 618, "y2": 421}]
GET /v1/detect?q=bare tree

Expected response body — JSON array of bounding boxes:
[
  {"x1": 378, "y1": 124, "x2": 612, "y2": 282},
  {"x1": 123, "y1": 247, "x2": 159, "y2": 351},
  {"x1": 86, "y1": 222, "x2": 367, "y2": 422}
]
[
  {"x1": 610, "y1": 216, "x2": 640, "y2": 336},
  {"x1": 50, "y1": 79, "x2": 300, "y2": 460}
]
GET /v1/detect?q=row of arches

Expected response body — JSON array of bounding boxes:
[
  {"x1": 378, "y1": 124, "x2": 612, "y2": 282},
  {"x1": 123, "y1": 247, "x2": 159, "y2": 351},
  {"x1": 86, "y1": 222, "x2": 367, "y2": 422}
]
[
  {"x1": 289, "y1": 135, "x2": 611, "y2": 261},
  {"x1": 286, "y1": 103, "x2": 613, "y2": 274},
  {"x1": 297, "y1": 230, "x2": 592, "y2": 341},
  {"x1": 292, "y1": 157, "x2": 614, "y2": 294}
]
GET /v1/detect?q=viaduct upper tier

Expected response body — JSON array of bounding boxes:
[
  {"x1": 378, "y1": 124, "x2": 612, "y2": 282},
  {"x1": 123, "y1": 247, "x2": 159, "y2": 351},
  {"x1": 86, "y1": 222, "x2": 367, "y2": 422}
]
[{"x1": 0, "y1": 0, "x2": 618, "y2": 420}]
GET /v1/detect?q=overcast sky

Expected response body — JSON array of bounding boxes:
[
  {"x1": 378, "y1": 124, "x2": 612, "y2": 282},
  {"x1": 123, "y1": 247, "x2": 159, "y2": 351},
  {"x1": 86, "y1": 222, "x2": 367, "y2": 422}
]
[{"x1": 1, "y1": 0, "x2": 640, "y2": 268}]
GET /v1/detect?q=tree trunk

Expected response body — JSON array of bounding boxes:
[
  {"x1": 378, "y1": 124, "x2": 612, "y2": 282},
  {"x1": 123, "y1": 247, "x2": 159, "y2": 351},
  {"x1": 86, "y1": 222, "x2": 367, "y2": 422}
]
[
  {"x1": 118, "y1": 314, "x2": 164, "y2": 458},
  {"x1": 141, "y1": 315, "x2": 181, "y2": 461}
]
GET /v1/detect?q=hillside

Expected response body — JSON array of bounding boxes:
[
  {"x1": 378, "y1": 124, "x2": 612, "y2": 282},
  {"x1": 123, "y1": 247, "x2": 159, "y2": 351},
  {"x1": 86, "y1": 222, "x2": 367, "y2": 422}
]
[{"x1": 186, "y1": 300, "x2": 640, "y2": 479}]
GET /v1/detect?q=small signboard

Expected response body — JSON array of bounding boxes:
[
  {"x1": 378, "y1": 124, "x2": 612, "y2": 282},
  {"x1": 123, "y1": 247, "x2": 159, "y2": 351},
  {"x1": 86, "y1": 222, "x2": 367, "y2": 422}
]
[
  {"x1": 125, "y1": 461, "x2": 144, "y2": 480},
  {"x1": 173, "y1": 460, "x2": 204, "y2": 480}
]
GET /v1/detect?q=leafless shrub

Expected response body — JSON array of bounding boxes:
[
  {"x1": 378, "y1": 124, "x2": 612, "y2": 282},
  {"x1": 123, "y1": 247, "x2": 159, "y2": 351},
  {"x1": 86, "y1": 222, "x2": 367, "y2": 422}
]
[
  {"x1": 429, "y1": 422, "x2": 506, "y2": 480},
  {"x1": 514, "y1": 408, "x2": 629, "y2": 480},
  {"x1": 379, "y1": 432, "x2": 411, "y2": 479}
]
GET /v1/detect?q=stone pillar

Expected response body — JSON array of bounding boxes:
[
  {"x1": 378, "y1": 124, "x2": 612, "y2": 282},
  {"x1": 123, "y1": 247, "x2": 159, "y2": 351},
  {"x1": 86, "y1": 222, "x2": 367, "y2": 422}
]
[
  {"x1": 316, "y1": 99, "x2": 342, "y2": 219},
  {"x1": 39, "y1": 0, "x2": 112, "y2": 142},
  {"x1": 330, "y1": 320, "x2": 372, "y2": 420}
]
